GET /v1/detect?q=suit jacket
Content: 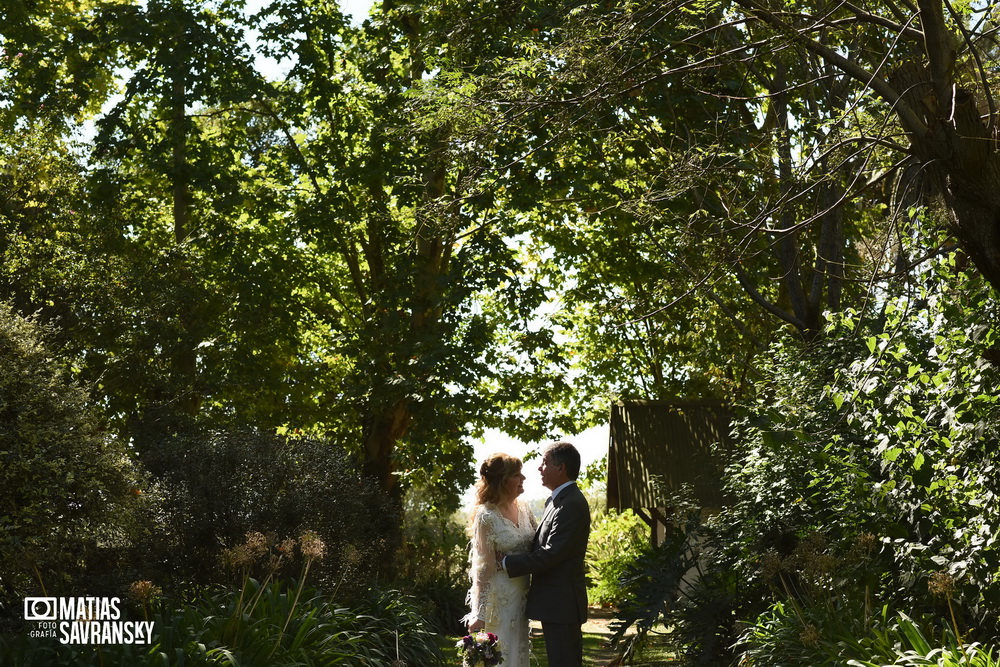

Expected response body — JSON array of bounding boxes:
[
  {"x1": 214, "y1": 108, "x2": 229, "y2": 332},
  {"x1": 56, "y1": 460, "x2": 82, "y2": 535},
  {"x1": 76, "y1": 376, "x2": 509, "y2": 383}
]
[{"x1": 505, "y1": 482, "x2": 590, "y2": 624}]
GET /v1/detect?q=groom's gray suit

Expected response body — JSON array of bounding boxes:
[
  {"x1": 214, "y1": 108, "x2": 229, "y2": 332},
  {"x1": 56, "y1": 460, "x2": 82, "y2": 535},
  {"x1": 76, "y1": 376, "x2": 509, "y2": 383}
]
[{"x1": 505, "y1": 482, "x2": 590, "y2": 666}]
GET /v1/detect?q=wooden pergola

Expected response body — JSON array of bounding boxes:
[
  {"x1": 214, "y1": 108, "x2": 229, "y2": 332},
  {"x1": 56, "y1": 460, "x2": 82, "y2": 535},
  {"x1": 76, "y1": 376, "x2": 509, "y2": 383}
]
[{"x1": 606, "y1": 399, "x2": 733, "y2": 544}]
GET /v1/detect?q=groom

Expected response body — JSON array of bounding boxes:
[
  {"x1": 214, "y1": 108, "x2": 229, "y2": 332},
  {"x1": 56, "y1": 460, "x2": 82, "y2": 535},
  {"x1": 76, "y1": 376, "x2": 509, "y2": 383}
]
[{"x1": 503, "y1": 441, "x2": 591, "y2": 666}]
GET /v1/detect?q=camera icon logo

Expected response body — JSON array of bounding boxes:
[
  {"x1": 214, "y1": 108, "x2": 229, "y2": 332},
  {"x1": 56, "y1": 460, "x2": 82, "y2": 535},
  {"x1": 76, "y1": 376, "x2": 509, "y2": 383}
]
[{"x1": 24, "y1": 597, "x2": 58, "y2": 621}]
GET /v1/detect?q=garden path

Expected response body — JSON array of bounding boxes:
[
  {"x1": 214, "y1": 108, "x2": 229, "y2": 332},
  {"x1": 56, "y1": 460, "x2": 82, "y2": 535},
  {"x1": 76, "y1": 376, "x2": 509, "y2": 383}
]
[{"x1": 526, "y1": 608, "x2": 678, "y2": 666}]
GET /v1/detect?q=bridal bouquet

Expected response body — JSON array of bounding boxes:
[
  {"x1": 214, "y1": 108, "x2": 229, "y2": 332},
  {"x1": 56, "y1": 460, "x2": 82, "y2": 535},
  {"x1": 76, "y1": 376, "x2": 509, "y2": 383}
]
[{"x1": 456, "y1": 630, "x2": 503, "y2": 666}]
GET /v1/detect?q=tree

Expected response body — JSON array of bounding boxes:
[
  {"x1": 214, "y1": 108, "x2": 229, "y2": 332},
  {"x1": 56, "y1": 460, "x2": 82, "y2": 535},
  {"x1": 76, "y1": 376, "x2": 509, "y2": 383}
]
[
  {"x1": 411, "y1": 0, "x2": 875, "y2": 402},
  {"x1": 85, "y1": 0, "x2": 316, "y2": 429},
  {"x1": 529, "y1": 0, "x2": 1000, "y2": 305},
  {"x1": 414, "y1": 0, "x2": 1000, "y2": 406},
  {"x1": 0, "y1": 0, "x2": 118, "y2": 127},
  {"x1": 2, "y1": 0, "x2": 576, "y2": 521},
  {"x1": 0, "y1": 0, "x2": 337, "y2": 444},
  {"x1": 244, "y1": 0, "x2": 578, "y2": 503}
]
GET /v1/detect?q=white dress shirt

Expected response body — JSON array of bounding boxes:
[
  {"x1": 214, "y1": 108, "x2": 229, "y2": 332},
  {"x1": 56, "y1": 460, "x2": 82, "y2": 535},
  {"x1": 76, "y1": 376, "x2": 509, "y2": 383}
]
[{"x1": 548, "y1": 480, "x2": 576, "y2": 502}]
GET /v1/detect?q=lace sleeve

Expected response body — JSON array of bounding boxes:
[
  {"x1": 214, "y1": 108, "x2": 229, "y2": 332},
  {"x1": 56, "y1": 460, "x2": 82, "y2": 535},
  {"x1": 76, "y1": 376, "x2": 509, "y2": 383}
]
[{"x1": 462, "y1": 506, "x2": 496, "y2": 625}]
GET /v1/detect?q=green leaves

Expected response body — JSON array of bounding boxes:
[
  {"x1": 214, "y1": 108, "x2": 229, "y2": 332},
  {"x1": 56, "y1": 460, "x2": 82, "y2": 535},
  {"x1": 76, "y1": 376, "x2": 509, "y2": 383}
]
[
  {"x1": 0, "y1": 302, "x2": 145, "y2": 609},
  {"x1": 587, "y1": 241, "x2": 988, "y2": 659},
  {"x1": 883, "y1": 447, "x2": 902, "y2": 463}
]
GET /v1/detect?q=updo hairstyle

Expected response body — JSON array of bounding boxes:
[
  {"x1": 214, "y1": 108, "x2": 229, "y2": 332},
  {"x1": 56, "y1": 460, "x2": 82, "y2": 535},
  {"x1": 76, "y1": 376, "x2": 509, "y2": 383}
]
[{"x1": 474, "y1": 453, "x2": 522, "y2": 506}]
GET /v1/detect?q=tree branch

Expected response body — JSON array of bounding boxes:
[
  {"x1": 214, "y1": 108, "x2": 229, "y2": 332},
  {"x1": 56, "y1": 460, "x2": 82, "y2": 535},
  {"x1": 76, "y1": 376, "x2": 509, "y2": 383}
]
[
  {"x1": 733, "y1": 262, "x2": 809, "y2": 332},
  {"x1": 835, "y1": 1, "x2": 925, "y2": 42},
  {"x1": 734, "y1": 0, "x2": 928, "y2": 136},
  {"x1": 942, "y1": 0, "x2": 997, "y2": 128},
  {"x1": 917, "y1": 0, "x2": 955, "y2": 114}
]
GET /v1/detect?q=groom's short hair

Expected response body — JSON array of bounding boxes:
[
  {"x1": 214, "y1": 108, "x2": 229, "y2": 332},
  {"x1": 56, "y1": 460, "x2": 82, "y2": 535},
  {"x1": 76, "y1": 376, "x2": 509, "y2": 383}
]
[{"x1": 546, "y1": 441, "x2": 581, "y2": 480}]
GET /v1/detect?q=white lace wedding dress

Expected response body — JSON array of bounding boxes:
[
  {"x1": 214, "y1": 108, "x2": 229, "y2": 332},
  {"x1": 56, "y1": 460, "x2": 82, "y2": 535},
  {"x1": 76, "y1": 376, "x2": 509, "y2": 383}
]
[{"x1": 462, "y1": 501, "x2": 537, "y2": 667}]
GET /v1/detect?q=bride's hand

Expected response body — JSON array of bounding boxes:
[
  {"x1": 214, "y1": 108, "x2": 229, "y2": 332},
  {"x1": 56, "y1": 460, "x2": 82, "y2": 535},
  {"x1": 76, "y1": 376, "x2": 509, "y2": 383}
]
[{"x1": 468, "y1": 619, "x2": 485, "y2": 633}]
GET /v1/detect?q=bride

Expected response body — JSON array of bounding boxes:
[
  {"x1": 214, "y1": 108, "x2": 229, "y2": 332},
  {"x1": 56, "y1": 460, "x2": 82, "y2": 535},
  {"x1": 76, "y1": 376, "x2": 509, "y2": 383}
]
[{"x1": 461, "y1": 453, "x2": 537, "y2": 667}]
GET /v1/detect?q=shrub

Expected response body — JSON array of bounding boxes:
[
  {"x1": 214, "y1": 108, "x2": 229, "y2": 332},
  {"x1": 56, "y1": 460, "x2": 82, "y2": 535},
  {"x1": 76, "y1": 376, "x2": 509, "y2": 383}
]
[
  {"x1": 740, "y1": 602, "x2": 1000, "y2": 667},
  {"x1": 136, "y1": 426, "x2": 396, "y2": 592},
  {"x1": 607, "y1": 256, "x2": 1000, "y2": 664},
  {"x1": 0, "y1": 302, "x2": 146, "y2": 627},
  {"x1": 712, "y1": 257, "x2": 1000, "y2": 661},
  {"x1": 601, "y1": 484, "x2": 745, "y2": 665},
  {"x1": 847, "y1": 611, "x2": 1000, "y2": 667},
  {"x1": 1, "y1": 533, "x2": 441, "y2": 666},
  {"x1": 736, "y1": 269, "x2": 998, "y2": 598}
]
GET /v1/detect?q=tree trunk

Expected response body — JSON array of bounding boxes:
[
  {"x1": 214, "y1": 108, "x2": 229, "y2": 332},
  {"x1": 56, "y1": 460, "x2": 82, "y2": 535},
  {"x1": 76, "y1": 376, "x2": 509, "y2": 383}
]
[
  {"x1": 890, "y1": 21, "x2": 1000, "y2": 292},
  {"x1": 363, "y1": 398, "x2": 412, "y2": 497},
  {"x1": 929, "y1": 91, "x2": 1000, "y2": 290},
  {"x1": 170, "y1": 53, "x2": 200, "y2": 417}
]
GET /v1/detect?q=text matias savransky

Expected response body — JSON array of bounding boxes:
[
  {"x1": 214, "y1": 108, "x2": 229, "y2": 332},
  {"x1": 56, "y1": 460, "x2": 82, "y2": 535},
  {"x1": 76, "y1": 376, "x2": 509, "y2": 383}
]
[{"x1": 24, "y1": 596, "x2": 155, "y2": 645}]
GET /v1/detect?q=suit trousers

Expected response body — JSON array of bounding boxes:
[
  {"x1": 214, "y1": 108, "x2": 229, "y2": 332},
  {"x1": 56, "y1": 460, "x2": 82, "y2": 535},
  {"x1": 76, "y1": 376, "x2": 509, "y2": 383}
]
[{"x1": 541, "y1": 621, "x2": 583, "y2": 667}]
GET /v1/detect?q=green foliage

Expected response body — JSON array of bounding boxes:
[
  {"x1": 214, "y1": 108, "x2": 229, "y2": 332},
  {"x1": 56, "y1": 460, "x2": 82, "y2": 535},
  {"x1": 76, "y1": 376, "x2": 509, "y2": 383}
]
[
  {"x1": 597, "y1": 256, "x2": 1000, "y2": 664},
  {"x1": 586, "y1": 509, "x2": 648, "y2": 607},
  {"x1": 741, "y1": 603, "x2": 1000, "y2": 667},
  {"x1": 0, "y1": 302, "x2": 145, "y2": 622},
  {"x1": 7, "y1": 2, "x2": 1000, "y2": 663},
  {"x1": 731, "y1": 263, "x2": 1000, "y2": 615},
  {"x1": 0, "y1": 0, "x2": 118, "y2": 125},
  {"x1": 846, "y1": 612, "x2": 1000, "y2": 667},
  {"x1": 606, "y1": 509, "x2": 703, "y2": 663},
  {"x1": 692, "y1": 256, "x2": 1000, "y2": 661},
  {"x1": 0, "y1": 125, "x2": 95, "y2": 321},
  {"x1": 738, "y1": 597, "x2": 896, "y2": 666},
  {"x1": 0, "y1": 581, "x2": 445, "y2": 666},
  {"x1": 414, "y1": 0, "x2": 889, "y2": 412}
]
